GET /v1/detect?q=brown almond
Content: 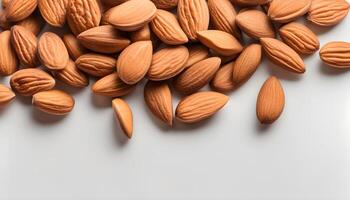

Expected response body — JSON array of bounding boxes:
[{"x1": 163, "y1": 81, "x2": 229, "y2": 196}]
[
  {"x1": 0, "y1": 10, "x2": 11, "y2": 30},
  {"x1": 210, "y1": 61, "x2": 235, "y2": 93},
  {"x1": 0, "y1": 30, "x2": 18, "y2": 76},
  {"x1": 38, "y1": 0, "x2": 68, "y2": 27},
  {"x1": 0, "y1": 84, "x2": 15, "y2": 106},
  {"x1": 184, "y1": 44, "x2": 209, "y2": 68},
  {"x1": 112, "y1": 98, "x2": 133, "y2": 139},
  {"x1": 2, "y1": 0, "x2": 10, "y2": 8},
  {"x1": 32, "y1": 90, "x2": 75, "y2": 115},
  {"x1": 53, "y1": 59, "x2": 89, "y2": 88},
  {"x1": 130, "y1": 25, "x2": 151, "y2": 42},
  {"x1": 231, "y1": 0, "x2": 271, "y2": 6},
  {"x1": 152, "y1": 0, "x2": 178, "y2": 10},
  {"x1": 92, "y1": 72, "x2": 136, "y2": 97},
  {"x1": 268, "y1": 0, "x2": 311, "y2": 23},
  {"x1": 63, "y1": 33, "x2": 88, "y2": 61},
  {"x1": 10, "y1": 68, "x2": 55, "y2": 96},
  {"x1": 308, "y1": 0, "x2": 350, "y2": 26},
  {"x1": 16, "y1": 12, "x2": 45, "y2": 35},
  {"x1": 76, "y1": 53, "x2": 116, "y2": 77},
  {"x1": 176, "y1": 91, "x2": 229, "y2": 123},
  {"x1": 6, "y1": 0, "x2": 37, "y2": 22},
  {"x1": 319, "y1": 41, "x2": 350, "y2": 68},
  {"x1": 256, "y1": 76, "x2": 285, "y2": 124}
]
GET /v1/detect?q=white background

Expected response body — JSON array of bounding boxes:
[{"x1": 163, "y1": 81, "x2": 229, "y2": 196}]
[{"x1": 1, "y1": 2, "x2": 350, "y2": 200}]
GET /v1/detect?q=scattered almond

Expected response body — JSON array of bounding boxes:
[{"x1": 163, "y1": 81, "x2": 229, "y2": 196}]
[
  {"x1": 76, "y1": 53, "x2": 116, "y2": 77},
  {"x1": 308, "y1": 0, "x2": 350, "y2": 26},
  {"x1": 184, "y1": 45, "x2": 209, "y2": 68},
  {"x1": 268, "y1": 0, "x2": 311, "y2": 23},
  {"x1": 112, "y1": 98, "x2": 133, "y2": 139},
  {"x1": 38, "y1": 0, "x2": 68, "y2": 27},
  {"x1": 32, "y1": 90, "x2": 75, "y2": 115},
  {"x1": 0, "y1": 30, "x2": 18, "y2": 76},
  {"x1": 53, "y1": 59, "x2": 89, "y2": 88},
  {"x1": 0, "y1": 84, "x2": 15, "y2": 106},
  {"x1": 320, "y1": 41, "x2": 350, "y2": 69},
  {"x1": 92, "y1": 73, "x2": 136, "y2": 97},
  {"x1": 210, "y1": 61, "x2": 235, "y2": 93},
  {"x1": 63, "y1": 34, "x2": 88, "y2": 61},
  {"x1": 6, "y1": 0, "x2": 38, "y2": 22}
]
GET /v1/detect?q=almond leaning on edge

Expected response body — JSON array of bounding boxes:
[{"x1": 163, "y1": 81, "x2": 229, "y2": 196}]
[
  {"x1": 184, "y1": 45, "x2": 209, "y2": 68},
  {"x1": 210, "y1": 61, "x2": 235, "y2": 93},
  {"x1": 32, "y1": 90, "x2": 75, "y2": 115},
  {"x1": 112, "y1": 98, "x2": 133, "y2": 139},
  {"x1": 54, "y1": 59, "x2": 89, "y2": 88},
  {"x1": 0, "y1": 84, "x2": 15, "y2": 106},
  {"x1": 63, "y1": 33, "x2": 88, "y2": 61},
  {"x1": 92, "y1": 73, "x2": 136, "y2": 97},
  {"x1": 319, "y1": 41, "x2": 350, "y2": 68}
]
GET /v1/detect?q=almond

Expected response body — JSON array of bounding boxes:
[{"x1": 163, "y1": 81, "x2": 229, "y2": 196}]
[
  {"x1": 32, "y1": 90, "x2": 75, "y2": 115},
  {"x1": 152, "y1": 0, "x2": 178, "y2": 10},
  {"x1": 77, "y1": 25, "x2": 131, "y2": 54},
  {"x1": 10, "y1": 68, "x2": 55, "y2": 96},
  {"x1": 279, "y1": 22, "x2": 320, "y2": 55},
  {"x1": 150, "y1": 9, "x2": 188, "y2": 45},
  {"x1": 53, "y1": 59, "x2": 89, "y2": 88},
  {"x1": 268, "y1": 0, "x2": 311, "y2": 23},
  {"x1": 63, "y1": 34, "x2": 88, "y2": 61},
  {"x1": 117, "y1": 41, "x2": 153, "y2": 84},
  {"x1": 210, "y1": 61, "x2": 235, "y2": 93},
  {"x1": 319, "y1": 41, "x2": 350, "y2": 68},
  {"x1": 0, "y1": 84, "x2": 15, "y2": 106},
  {"x1": 130, "y1": 25, "x2": 151, "y2": 42},
  {"x1": 92, "y1": 72, "x2": 136, "y2": 97},
  {"x1": 260, "y1": 38, "x2": 305, "y2": 74},
  {"x1": 112, "y1": 98, "x2": 133, "y2": 139},
  {"x1": 256, "y1": 76, "x2": 285, "y2": 124},
  {"x1": 231, "y1": 0, "x2": 271, "y2": 6},
  {"x1": 38, "y1": 0, "x2": 68, "y2": 27},
  {"x1": 147, "y1": 45, "x2": 189, "y2": 81},
  {"x1": 76, "y1": 53, "x2": 116, "y2": 77},
  {"x1": 6, "y1": 0, "x2": 38, "y2": 22},
  {"x1": 174, "y1": 57, "x2": 221, "y2": 95},
  {"x1": 144, "y1": 81, "x2": 173, "y2": 126},
  {"x1": 104, "y1": 0, "x2": 157, "y2": 31},
  {"x1": 0, "y1": 30, "x2": 18, "y2": 76},
  {"x1": 176, "y1": 91, "x2": 229, "y2": 123},
  {"x1": 308, "y1": 0, "x2": 350, "y2": 26},
  {"x1": 16, "y1": 12, "x2": 45, "y2": 35},
  {"x1": 184, "y1": 44, "x2": 209, "y2": 68},
  {"x1": 235, "y1": 10, "x2": 275, "y2": 40},
  {"x1": 67, "y1": 0, "x2": 101, "y2": 35},
  {"x1": 38, "y1": 32, "x2": 69, "y2": 70},
  {"x1": 197, "y1": 30, "x2": 243, "y2": 56},
  {"x1": 178, "y1": 0, "x2": 209, "y2": 40},
  {"x1": 10, "y1": 25, "x2": 40, "y2": 67}
]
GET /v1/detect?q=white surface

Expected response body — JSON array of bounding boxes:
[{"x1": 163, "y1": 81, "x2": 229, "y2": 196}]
[{"x1": 1, "y1": 6, "x2": 350, "y2": 200}]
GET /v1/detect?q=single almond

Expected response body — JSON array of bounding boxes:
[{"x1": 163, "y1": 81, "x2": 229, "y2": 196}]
[
  {"x1": 38, "y1": 0, "x2": 68, "y2": 27},
  {"x1": 152, "y1": 0, "x2": 178, "y2": 10},
  {"x1": 174, "y1": 57, "x2": 221, "y2": 95},
  {"x1": 6, "y1": 0, "x2": 37, "y2": 22},
  {"x1": 38, "y1": 32, "x2": 69, "y2": 70},
  {"x1": 210, "y1": 61, "x2": 235, "y2": 93},
  {"x1": 178, "y1": 0, "x2": 209, "y2": 40},
  {"x1": 144, "y1": 81, "x2": 173, "y2": 126},
  {"x1": 104, "y1": 0, "x2": 157, "y2": 31},
  {"x1": 77, "y1": 25, "x2": 131, "y2": 54},
  {"x1": 130, "y1": 25, "x2": 151, "y2": 42},
  {"x1": 319, "y1": 41, "x2": 350, "y2": 68},
  {"x1": 10, "y1": 68, "x2": 55, "y2": 96},
  {"x1": 256, "y1": 76, "x2": 285, "y2": 124},
  {"x1": 0, "y1": 84, "x2": 15, "y2": 106},
  {"x1": 32, "y1": 90, "x2": 75, "y2": 115},
  {"x1": 176, "y1": 91, "x2": 229, "y2": 123},
  {"x1": 76, "y1": 53, "x2": 116, "y2": 77},
  {"x1": 53, "y1": 59, "x2": 89, "y2": 88},
  {"x1": 268, "y1": 0, "x2": 311, "y2": 23},
  {"x1": 279, "y1": 22, "x2": 320, "y2": 55},
  {"x1": 184, "y1": 44, "x2": 209, "y2": 68},
  {"x1": 197, "y1": 30, "x2": 243, "y2": 56},
  {"x1": 147, "y1": 45, "x2": 189, "y2": 81},
  {"x1": 236, "y1": 10, "x2": 275, "y2": 40},
  {"x1": 112, "y1": 98, "x2": 133, "y2": 139},
  {"x1": 92, "y1": 72, "x2": 136, "y2": 97},
  {"x1": 11, "y1": 25, "x2": 40, "y2": 67},
  {"x1": 231, "y1": 0, "x2": 271, "y2": 6},
  {"x1": 150, "y1": 9, "x2": 188, "y2": 45},
  {"x1": 63, "y1": 33, "x2": 88, "y2": 61},
  {"x1": 260, "y1": 38, "x2": 305, "y2": 74},
  {"x1": 308, "y1": 0, "x2": 350, "y2": 26},
  {"x1": 0, "y1": 30, "x2": 18, "y2": 76},
  {"x1": 16, "y1": 12, "x2": 45, "y2": 35}
]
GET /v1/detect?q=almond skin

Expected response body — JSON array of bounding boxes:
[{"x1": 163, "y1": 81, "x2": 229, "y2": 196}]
[
  {"x1": 174, "y1": 57, "x2": 221, "y2": 95},
  {"x1": 92, "y1": 73, "x2": 136, "y2": 97},
  {"x1": 38, "y1": 32, "x2": 69, "y2": 70},
  {"x1": 6, "y1": 0, "x2": 38, "y2": 22},
  {"x1": 256, "y1": 76, "x2": 285, "y2": 124},
  {"x1": 38, "y1": 0, "x2": 69, "y2": 27},
  {"x1": 210, "y1": 61, "x2": 235, "y2": 93},
  {"x1": 10, "y1": 68, "x2": 55, "y2": 96},
  {"x1": 184, "y1": 45, "x2": 209, "y2": 68},
  {"x1": 11, "y1": 25, "x2": 40, "y2": 67},
  {"x1": 0, "y1": 84, "x2": 15, "y2": 106},
  {"x1": 147, "y1": 45, "x2": 189, "y2": 81},
  {"x1": 53, "y1": 59, "x2": 89, "y2": 88},
  {"x1": 104, "y1": 0, "x2": 157, "y2": 31},
  {"x1": 32, "y1": 90, "x2": 75, "y2": 115},
  {"x1": 279, "y1": 22, "x2": 320, "y2": 55},
  {"x1": 101, "y1": 0, "x2": 129, "y2": 7},
  {"x1": 197, "y1": 30, "x2": 243, "y2": 56},
  {"x1": 0, "y1": 30, "x2": 18, "y2": 76},
  {"x1": 231, "y1": 0, "x2": 271, "y2": 6},
  {"x1": 308, "y1": 0, "x2": 350, "y2": 26},
  {"x1": 16, "y1": 12, "x2": 45, "y2": 36},
  {"x1": 63, "y1": 34, "x2": 88, "y2": 61},
  {"x1": 176, "y1": 91, "x2": 229, "y2": 123},
  {"x1": 236, "y1": 10, "x2": 275, "y2": 40},
  {"x1": 152, "y1": 0, "x2": 178, "y2": 10},
  {"x1": 144, "y1": 81, "x2": 173, "y2": 126},
  {"x1": 150, "y1": 9, "x2": 188, "y2": 45},
  {"x1": 319, "y1": 41, "x2": 350, "y2": 69},
  {"x1": 260, "y1": 38, "x2": 305, "y2": 74},
  {"x1": 268, "y1": 0, "x2": 311, "y2": 23},
  {"x1": 77, "y1": 25, "x2": 131, "y2": 54},
  {"x1": 178, "y1": 0, "x2": 210, "y2": 40},
  {"x1": 76, "y1": 53, "x2": 116, "y2": 77},
  {"x1": 130, "y1": 25, "x2": 151, "y2": 42},
  {"x1": 0, "y1": 10, "x2": 11, "y2": 30},
  {"x1": 112, "y1": 98, "x2": 133, "y2": 139},
  {"x1": 2, "y1": 0, "x2": 10, "y2": 8},
  {"x1": 117, "y1": 41, "x2": 153, "y2": 85}
]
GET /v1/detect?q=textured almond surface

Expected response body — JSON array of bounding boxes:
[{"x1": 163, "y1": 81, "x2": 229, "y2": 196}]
[
  {"x1": 232, "y1": 0, "x2": 270, "y2": 6},
  {"x1": 147, "y1": 45, "x2": 189, "y2": 81},
  {"x1": 320, "y1": 41, "x2": 350, "y2": 68},
  {"x1": 210, "y1": 61, "x2": 235, "y2": 93},
  {"x1": 16, "y1": 13, "x2": 45, "y2": 35},
  {"x1": 184, "y1": 45, "x2": 209, "y2": 68},
  {"x1": 260, "y1": 38, "x2": 305, "y2": 74},
  {"x1": 77, "y1": 25, "x2": 131, "y2": 54},
  {"x1": 130, "y1": 25, "x2": 151, "y2": 42},
  {"x1": 0, "y1": 30, "x2": 18, "y2": 76},
  {"x1": 54, "y1": 59, "x2": 89, "y2": 88},
  {"x1": 76, "y1": 53, "x2": 116, "y2": 77},
  {"x1": 92, "y1": 73, "x2": 136, "y2": 97},
  {"x1": 117, "y1": 41, "x2": 153, "y2": 85},
  {"x1": 0, "y1": 84, "x2": 15, "y2": 106},
  {"x1": 256, "y1": 76, "x2": 285, "y2": 124},
  {"x1": 112, "y1": 98, "x2": 133, "y2": 139},
  {"x1": 38, "y1": 0, "x2": 69, "y2": 27},
  {"x1": 2, "y1": 0, "x2": 10, "y2": 8},
  {"x1": 152, "y1": 0, "x2": 178, "y2": 10},
  {"x1": 176, "y1": 91, "x2": 229, "y2": 123},
  {"x1": 144, "y1": 81, "x2": 173, "y2": 126},
  {"x1": 63, "y1": 34, "x2": 88, "y2": 61},
  {"x1": 197, "y1": 30, "x2": 243, "y2": 56},
  {"x1": 6, "y1": 0, "x2": 38, "y2": 22},
  {"x1": 38, "y1": 32, "x2": 69, "y2": 70},
  {"x1": 308, "y1": 0, "x2": 350, "y2": 26},
  {"x1": 174, "y1": 57, "x2": 221, "y2": 95},
  {"x1": 178, "y1": 0, "x2": 210, "y2": 40},
  {"x1": 33, "y1": 90, "x2": 75, "y2": 115},
  {"x1": 268, "y1": 0, "x2": 311, "y2": 23},
  {"x1": 279, "y1": 22, "x2": 320, "y2": 55},
  {"x1": 10, "y1": 68, "x2": 55, "y2": 96}
]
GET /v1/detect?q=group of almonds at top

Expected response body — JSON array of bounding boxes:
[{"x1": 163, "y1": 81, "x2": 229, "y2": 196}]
[{"x1": 0, "y1": 0, "x2": 349, "y2": 138}]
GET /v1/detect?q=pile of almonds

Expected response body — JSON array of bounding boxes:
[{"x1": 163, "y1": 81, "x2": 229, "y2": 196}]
[{"x1": 0, "y1": 0, "x2": 349, "y2": 138}]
